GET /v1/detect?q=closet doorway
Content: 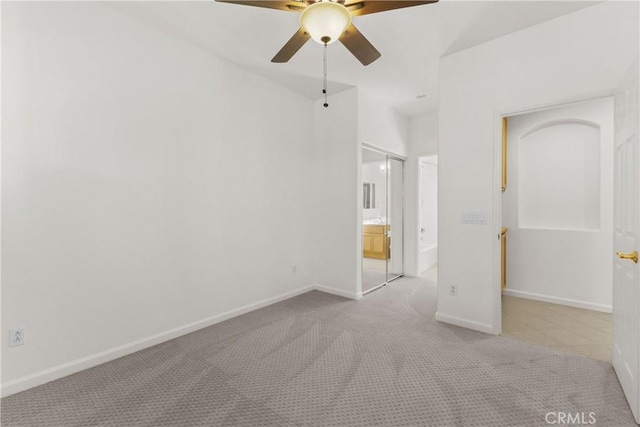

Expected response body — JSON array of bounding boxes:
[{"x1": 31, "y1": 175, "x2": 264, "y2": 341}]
[
  {"x1": 500, "y1": 97, "x2": 614, "y2": 362},
  {"x1": 362, "y1": 147, "x2": 404, "y2": 294}
]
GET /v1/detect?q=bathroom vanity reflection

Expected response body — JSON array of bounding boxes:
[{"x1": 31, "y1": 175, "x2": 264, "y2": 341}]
[{"x1": 363, "y1": 224, "x2": 389, "y2": 259}]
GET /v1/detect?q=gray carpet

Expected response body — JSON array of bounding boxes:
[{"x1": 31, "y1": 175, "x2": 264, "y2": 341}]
[{"x1": 1, "y1": 277, "x2": 636, "y2": 426}]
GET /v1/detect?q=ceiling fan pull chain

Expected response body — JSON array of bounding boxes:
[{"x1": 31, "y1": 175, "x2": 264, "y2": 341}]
[{"x1": 323, "y1": 42, "x2": 329, "y2": 108}]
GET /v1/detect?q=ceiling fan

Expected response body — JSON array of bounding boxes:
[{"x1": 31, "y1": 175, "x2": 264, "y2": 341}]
[{"x1": 215, "y1": 0, "x2": 438, "y2": 66}]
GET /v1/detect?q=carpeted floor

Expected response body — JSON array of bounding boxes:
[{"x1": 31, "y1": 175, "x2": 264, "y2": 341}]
[{"x1": 1, "y1": 277, "x2": 636, "y2": 426}]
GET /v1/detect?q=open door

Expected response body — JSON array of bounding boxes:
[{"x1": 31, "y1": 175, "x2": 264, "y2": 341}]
[{"x1": 613, "y1": 56, "x2": 640, "y2": 423}]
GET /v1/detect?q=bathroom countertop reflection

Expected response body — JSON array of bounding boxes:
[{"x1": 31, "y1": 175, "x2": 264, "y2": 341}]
[{"x1": 363, "y1": 218, "x2": 387, "y2": 225}]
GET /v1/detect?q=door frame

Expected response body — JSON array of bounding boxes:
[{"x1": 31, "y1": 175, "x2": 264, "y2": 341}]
[{"x1": 491, "y1": 89, "x2": 614, "y2": 335}]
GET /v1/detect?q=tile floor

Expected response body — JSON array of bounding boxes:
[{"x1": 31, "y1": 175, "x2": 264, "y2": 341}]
[{"x1": 502, "y1": 296, "x2": 613, "y2": 363}]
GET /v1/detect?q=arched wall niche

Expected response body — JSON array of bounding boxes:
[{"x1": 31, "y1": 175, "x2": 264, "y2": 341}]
[{"x1": 518, "y1": 119, "x2": 601, "y2": 231}]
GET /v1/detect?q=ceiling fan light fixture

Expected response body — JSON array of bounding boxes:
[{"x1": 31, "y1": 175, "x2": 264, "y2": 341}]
[{"x1": 300, "y1": 1, "x2": 352, "y2": 45}]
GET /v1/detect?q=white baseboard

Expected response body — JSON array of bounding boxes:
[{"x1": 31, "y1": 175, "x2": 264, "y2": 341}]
[
  {"x1": 435, "y1": 311, "x2": 495, "y2": 335},
  {"x1": 1, "y1": 285, "x2": 315, "y2": 398},
  {"x1": 313, "y1": 284, "x2": 362, "y2": 300},
  {"x1": 502, "y1": 289, "x2": 612, "y2": 313}
]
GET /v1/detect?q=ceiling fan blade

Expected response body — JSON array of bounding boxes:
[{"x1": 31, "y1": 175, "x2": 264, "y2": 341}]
[
  {"x1": 215, "y1": 0, "x2": 306, "y2": 13},
  {"x1": 272, "y1": 28, "x2": 311, "y2": 63},
  {"x1": 339, "y1": 24, "x2": 381, "y2": 66},
  {"x1": 345, "y1": 0, "x2": 437, "y2": 17}
]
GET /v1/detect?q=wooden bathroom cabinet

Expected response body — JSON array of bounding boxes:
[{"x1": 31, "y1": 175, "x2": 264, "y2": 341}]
[{"x1": 363, "y1": 224, "x2": 389, "y2": 259}]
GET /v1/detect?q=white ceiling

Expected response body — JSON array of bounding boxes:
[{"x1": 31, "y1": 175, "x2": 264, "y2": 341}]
[{"x1": 107, "y1": 1, "x2": 599, "y2": 117}]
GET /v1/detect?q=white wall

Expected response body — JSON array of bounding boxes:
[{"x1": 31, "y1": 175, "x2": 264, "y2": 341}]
[
  {"x1": 502, "y1": 98, "x2": 614, "y2": 312},
  {"x1": 410, "y1": 112, "x2": 438, "y2": 158},
  {"x1": 312, "y1": 88, "x2": 362, "y2": 298},
  {"x1": 438, "y1": 2, "x2": 639, "y2": 334},
  {"x1": 356, "y1": 91, "x2": 413, "y2": 278},
  {"x1": 2, "y1": 2, "x2": 317, "y2": 394},
  {"x1": 518, "y1": 123, "x2": 601, "y2": 230},
  {"x1": 312, "y1": 88, "x2": 410, "y2": 297},
  {"x1": 358, "y1": 90, "x2": 409, "y2": 157},
  {"x1": 407, "y1": 112, "x2": 438, "y2": 276}
]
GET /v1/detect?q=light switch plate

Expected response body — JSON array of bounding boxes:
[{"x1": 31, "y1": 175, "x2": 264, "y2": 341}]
[{"x1": 462, "y1": 212, "x2": 487, "y2": 225}]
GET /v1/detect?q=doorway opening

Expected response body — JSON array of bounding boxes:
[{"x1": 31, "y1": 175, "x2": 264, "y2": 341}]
[
  {"x1": 500, "y1": 97, "x2": 614, "y2": 362},
  {"x1": 361, "y1": 147, "x2": 404, "y2": 294},
  {"x1": 419, "y1": 156, "x2": 438, "y2": 282}
]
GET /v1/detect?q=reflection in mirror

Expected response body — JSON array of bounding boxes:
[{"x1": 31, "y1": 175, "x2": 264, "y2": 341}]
[
  {"x1": 362, "y1": 148, "x2": 388, "y2": 294},
  {"x1": 387, "y1": 156, "x2": 404, "y2": 282},
  {"x1": 363, "y1": 183, "x2": 376, "y2": 208}
]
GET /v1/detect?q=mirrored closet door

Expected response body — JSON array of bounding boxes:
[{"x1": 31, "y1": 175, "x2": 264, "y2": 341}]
[
  {"x1": 361, "y1": 147, "x2": 404, "y2": 294},
  {"x1": 386, "y1": 156, "x2": 404, "y2": 282}
]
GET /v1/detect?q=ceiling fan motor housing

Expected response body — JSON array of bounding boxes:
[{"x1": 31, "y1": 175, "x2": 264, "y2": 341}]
[
  {"x1": 216, "y1": 0, "x2": 438, "y2": 65},
  {"x1": 300, "y1": 1, "x2": 352, "y2": 44}
]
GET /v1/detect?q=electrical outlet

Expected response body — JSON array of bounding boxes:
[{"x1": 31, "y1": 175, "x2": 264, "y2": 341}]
[
  {"x1": 9, "y1": 328, "x2": 25, "y2": 347},
  {"x1": 449, "y1": 285, "x2": 457, "y2": 296}
]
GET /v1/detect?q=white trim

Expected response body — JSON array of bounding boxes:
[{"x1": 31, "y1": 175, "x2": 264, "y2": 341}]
[
  {"x1": 314, "y1": 284, "x2": 362, "y2": 300},
  {"x1": 420, "y1": 155, "x2": 438, "y2": 167},
  {"x1": 492, "y1": 112, "x2": 504, "y2": 336},
  {"x1": 0, "y1": 1, "x2": 4, "y2": 394},
  {"x1": 500, "y1": 90, "x2": 614, "y2": 118},
  {"x1": 435, "y1": 312, "x2": 495, "y2": 335},
  {"x1": 1, "y1": 285, "x2": 317, "y2": 397},
  {"x1": 361, "y1": 142, "x2": 407, "y2": 160},
  {"x1": 408, "y1": 156, "x2": 422, "y2": 278},
  {"x1": 357, "y1": 146, "x2": 364, "y2": 296},
  {"x1": 502, "y1": 289, "x2": 612, "y2": 313},
  {"x1": 1, "y1": 284, "x2": 363, "y2": 397}
]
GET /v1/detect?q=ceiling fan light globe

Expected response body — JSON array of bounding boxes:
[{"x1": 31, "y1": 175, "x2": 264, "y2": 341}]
[{"x1": 300, "y1": 1, "x2": 352, "y2": 45}]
